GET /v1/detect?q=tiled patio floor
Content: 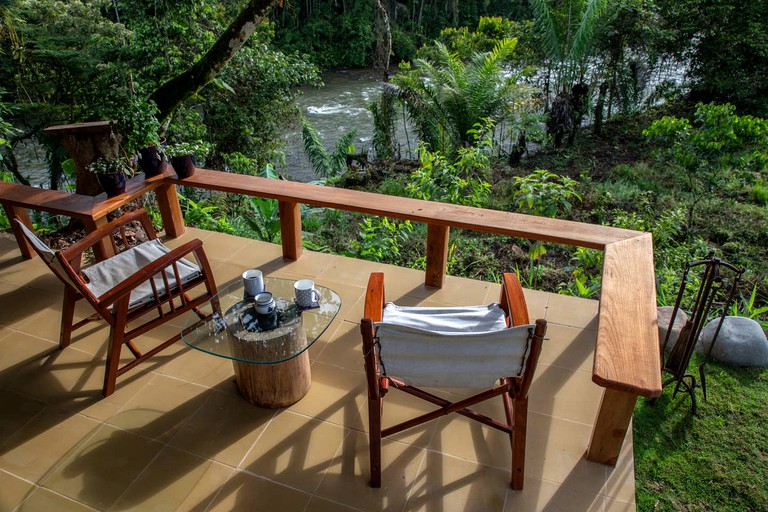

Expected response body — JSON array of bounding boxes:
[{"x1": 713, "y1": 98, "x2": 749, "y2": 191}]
[{"x1": 0, "y1": 229, "x2": 636, "y2": 511}]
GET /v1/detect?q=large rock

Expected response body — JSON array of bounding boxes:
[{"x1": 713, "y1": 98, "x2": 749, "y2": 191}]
[
  {"x1": 696, "y1": 316, "x2": 768, "y2": 367},
  {"x1": 657, "y1": 306, "x2": 689, "y2": 353}
]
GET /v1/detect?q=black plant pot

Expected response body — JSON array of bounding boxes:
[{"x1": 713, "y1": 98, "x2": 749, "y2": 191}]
[
  {"x1": 138, "y1": 145, "x2": 167, "y2": 177},
  {"x1": 171, "y1": 154, "x2": 196, "y2": 179},
  {"x1": 96, "y1": 171, "x2": 127, "y2": 198}
]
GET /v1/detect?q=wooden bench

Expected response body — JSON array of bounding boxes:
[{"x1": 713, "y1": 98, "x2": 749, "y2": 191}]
[{"x1": 2, "y1": 168, "x2": 661, "y2": 466}]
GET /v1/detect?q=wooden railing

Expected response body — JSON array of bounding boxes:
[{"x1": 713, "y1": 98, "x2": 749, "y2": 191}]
[{"x1": 1, "y1": 167, "x2": 662, "y2": 466}]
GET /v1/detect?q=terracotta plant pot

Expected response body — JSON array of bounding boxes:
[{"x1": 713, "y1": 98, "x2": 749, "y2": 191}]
[
  {"x1": 171, "y1": 154, "x2": 196, "y2": 179},
  {"x1": 96, "y1": 171, "x2": 127, "y2": 198},
  {"x1": 138, "y1": 145, "x2": 167, "y2": 177}
]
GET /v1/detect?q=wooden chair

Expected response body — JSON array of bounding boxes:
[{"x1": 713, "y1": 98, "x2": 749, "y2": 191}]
[
  {"x1": 14, "y1": 209, "x2": 218, "y2": 396},
  {"x1": 360, "y1": 272, "x2": 546, "y2": 489}
]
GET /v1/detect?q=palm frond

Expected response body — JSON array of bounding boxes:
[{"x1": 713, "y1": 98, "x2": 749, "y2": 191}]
[
  {"x1": 569, "y1": 0, "x2": 610, "y2": 65},
  {"x1": 530, "y1": 0, "x2": 562, "y2": 62}
]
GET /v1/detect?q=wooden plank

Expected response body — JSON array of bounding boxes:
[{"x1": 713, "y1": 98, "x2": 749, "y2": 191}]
[
  {"x1": 586, "y1": 388, "x2": 638, "y2": 465},
  {"x1": 594, "y1": 234, "x2": 662, "y2": 397},
  {"x1": 175, "y1": 169, "x2": 642, "y2": 249},
  {"x1": 0, "y1": 182, "x2": 95, "y2": 220},
  {"x1": 43, "y1": 121, "x2": 114, "y2": 135},
  {"x1": 278, "y1": 200, "x2": 302, "y2": 260},
  {"x1": 425, "y1": 224, "x2": 449, "y2": 287},
  {"x1": 90, "y1": 171, "x2": 169, "y2": 219}
]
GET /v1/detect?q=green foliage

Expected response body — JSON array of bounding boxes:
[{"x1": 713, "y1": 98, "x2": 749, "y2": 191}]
[
  {"x1": 729, "y1": 285, "x2": 768, "y2": 330},
  {"x1": 179, "y1": 194, "x2": 233, "y2": 234},
  {"x1": 350, "y1": 216, "x2": 414, "y2": 263},
  {"x1": 300, "y1": 117, "x2": 355, "y2": 179},
  {"x1": 87, "y1": 156, "x2": 133, "y2": 176},
  {"x1": 512, "y1": 169, "x2": 581, "y2": 217},
  {"x1": 644, "y1": 103, "x2": 768, "y2": 227},
  {"x1": 164, "y1": 140, "x2": 212, "y2": 158},
  {"x1": 386, "y1": 38, "x2": 539, "y2": 155},
  {"x1": 241, "y1": 164, "x2": 281, "y2": 243},
  {"x1": 117, "y1": 96, "x2": 161, "y2": 154},
  {"x1": 406, "y1": 133, "x2": 492, "y2": 208},
  {"x1": 654, "y1": 0, "x2": 768, "y2": 115}
]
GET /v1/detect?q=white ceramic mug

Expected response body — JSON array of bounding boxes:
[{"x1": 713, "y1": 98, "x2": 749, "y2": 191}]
[
  {"x1": 254, "y1": 292, "x2": 276, "y2": 314},
  {"x1": 294, "y1": 279, "x2": 321, "y2": 308},
  {"x1": 243, "y1": 269, "x2": 265, "y2": 298}
]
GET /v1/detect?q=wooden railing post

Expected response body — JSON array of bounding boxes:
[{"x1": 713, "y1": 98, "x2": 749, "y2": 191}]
[
  {"x1": 82, "y1": 216, "x2": 115, "y2": 261},
  {"x1": 586, "y1": 388, "x2": 638, "y2": 465},
  {"x1": 154, "y1": 182, "x2": 185, "y2": 238},
  {"x1": 425, "y1": 224, "x2": 449, "y2": 288},
  {"x1": 4, "y1": 205, "x2": 35, "y2": 259},
  {"x1": 278, "y1": 200, "x2": 302, "y2": 261}
]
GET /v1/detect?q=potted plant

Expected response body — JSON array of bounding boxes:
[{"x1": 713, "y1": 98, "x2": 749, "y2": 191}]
[
  {"x1": 118, "y1": 98, "x2": 166, "y2": 177},
  {"x1": 165, "y1": 140, "x2": 212, "y2": 179},
  {"x1": 88, "y1": 156, "x2": 134, "y2": 197}
]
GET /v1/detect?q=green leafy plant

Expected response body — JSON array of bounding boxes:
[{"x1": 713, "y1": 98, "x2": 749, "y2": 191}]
[
  {"x1": 179, "y1": 194, "x2": 233, "y2": 234},
  {"x1": 301, "y1": 117, "x2": 355, "y2": 179},
  {"x1": 87, "y1": 157, "x2": 133, "y2": 176},
  {"x1": 729, "y1": 285, "x2": 768, "y2": 329},
  {"x1": 242, "y1": 164, "x2": 281, "y2": 243},
  {"x1": 165, "y1": 140, "x2": 213, "y2": 158},
  {"x1": 118, "y1": 96, "x2": 162, "y2": 154},
  {"x1": 512, "y1": 169, "x2": 582, "y2": 217},
  {"x1": 350, "y1": 216, "x2": 414, "y2": 263}
]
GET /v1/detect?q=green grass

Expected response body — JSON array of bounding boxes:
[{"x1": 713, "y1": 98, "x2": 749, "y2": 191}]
[{"x1": 633, "y1": 355, "x2": 768, "y2": 511}]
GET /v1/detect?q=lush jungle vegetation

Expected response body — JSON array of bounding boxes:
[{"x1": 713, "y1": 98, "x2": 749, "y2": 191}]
[{"x1": 1, "y1": 1, "x2": 767, "y2": 510}]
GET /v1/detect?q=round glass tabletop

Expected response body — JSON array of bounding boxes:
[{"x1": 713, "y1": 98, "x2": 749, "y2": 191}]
[{"x1": 181, "y1": 277, "x2": 341, "y2": 364}]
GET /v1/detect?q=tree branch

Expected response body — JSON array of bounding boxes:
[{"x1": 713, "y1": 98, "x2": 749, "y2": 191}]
[{"x1": 150, "y1": 0, "x2": 280, "y2": 121}]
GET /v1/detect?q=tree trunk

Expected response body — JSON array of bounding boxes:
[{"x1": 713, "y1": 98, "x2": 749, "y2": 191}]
[
  {"x1": 149, "y1": 0, "x2": 280, "y2": 121},
  {"x1": 374, "y1": 0, "x2": 392, "y2": 73}
]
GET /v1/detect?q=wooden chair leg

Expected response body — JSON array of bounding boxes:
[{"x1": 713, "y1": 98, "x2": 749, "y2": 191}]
[
  {"x1": 59, "y1": 287, "x2": 78, "y2": 349},
  {"x1": 102, "y1": 326, "x2": 124, "y2": 397},
  {"x1": 369, "y1": 397, "x2": 383, "y2": 488},
  {"x1": 511, "y1": 397, "x2": 528, "y2": 490}
]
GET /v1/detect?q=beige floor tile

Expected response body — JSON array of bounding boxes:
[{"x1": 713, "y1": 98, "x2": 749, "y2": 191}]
[
  {"x1": 601, "y1": 426, "x2": 636, "y2": 502},
  {"x1": 538, "y1": 323, "x2": 596, "y2": 373},
  {"x1": 260, "y1": 248, "x2": 337, "y2": 277},
  {"x1": 528, "y1": 363, "x2": 603, "y2": 425},
  {"x1": 110, "y1": 445, "x2": 234, "y2": 512},
  {"x1": 42, "y1": 424, "x2": 164, "y2": 510},
  {"x1": 314, "y1": 320, "x2": 365, "y2": 371},
  {"x1": 503, "y1": 476, "x2": 605, "y2": 512},
  {"x1": 379, "y1": 264, "x2": 430, "y2": 295},
  {"x1": 289, "y1": 361, "x2": 367, "y2": 430},
  {"x1": 14, "y1": 487, "x2": 96, "y2": 512},
  {"x1": 240, "y1": 411, "x2": 346, "y2": 493},
  {"x1": 0, "y1": 255, "x2": 61, "y2": 293},
  {"x1": 107, "y1": 374, "x2": 209, "y2": 442},
  {"x1": 404, "y1": 452, "x2": 509, "y2": 512},
  {"x1": 546, "y1": 294, "x2": 599, "y2": 330},
  {"x1": 523, "y1": 288, "x2": 551, "y2": 322},
  {"x1": 168, "y1": 390, "x2": 275, "y2": 467},
  {"x1": 151, "y1": 340, "x2": 235, "y2": 389},
  {"x1": 428, "y1": 396, "x2": 516, "y2": 470},
  {"x1": 524, "y1": 412, "x2": 609, "y2": 495},
  {"x1": 0, "y1": 280, "x2": 61, "y2": 330},
  {"x1": 365, "y1": 388, "x2": 441, "y2": 447},
  {"x1": 0, "y1": 407, "x2": 100, "y2": 482},
  {"x1": 0, "y1": 469, "x2": 37, "y2": 511},
  {"x1": 305, "y1": 496, "x2": 363, "y2": 512},
  {"x1": 317, "y1": 257, "x2": 384, "y2": 289},
  {"x1": 206, "y1": 471, "x2": 311, "y2": 511},
  {"x1": 604, "y1": 497, "x2": 636, "y2": 511},
  {"x1": 0, "y1": 387, "x2": 47, "y2": 440},
  {"x1": 315, "y1": 431, "x2": 424, "y2": 512}
]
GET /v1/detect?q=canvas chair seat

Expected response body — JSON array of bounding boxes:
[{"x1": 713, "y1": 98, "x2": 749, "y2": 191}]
[
  {"x1": 376, "y1": 303, "x2": 534, "y2": 388},
  {"x1": 83, "y1": 239, "x2": 201, "y2": 308}
]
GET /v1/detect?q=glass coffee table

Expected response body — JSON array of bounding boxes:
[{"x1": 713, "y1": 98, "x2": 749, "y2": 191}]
[{"x1": 181, "y1": 277, "x2": 341, "y2": 407}]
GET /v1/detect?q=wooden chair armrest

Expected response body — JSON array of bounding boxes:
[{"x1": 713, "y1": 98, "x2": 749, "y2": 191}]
[
  {"x1": 364, "y1": 272, "x2": 385, "y2": 323},
  {"x1": 94, "y1": 239, "x2": 207, "y2": 306},
  {"x1": 61, "y1": 209, "x2": 155, "y2": 260},
  {"x1": 500, "y1": 273, "x2": 530, "y2": 327}
]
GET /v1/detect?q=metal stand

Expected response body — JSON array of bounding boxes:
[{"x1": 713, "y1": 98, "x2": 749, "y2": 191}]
[{"x1": 660, "y1": 254, "x2": 742, "y2": 414}]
